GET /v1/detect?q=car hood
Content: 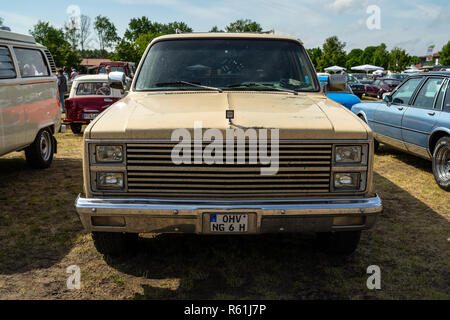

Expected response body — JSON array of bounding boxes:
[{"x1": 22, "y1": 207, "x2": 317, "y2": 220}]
[{"x1": 86, "y1": 91, "x2": 370, "y2": 140}]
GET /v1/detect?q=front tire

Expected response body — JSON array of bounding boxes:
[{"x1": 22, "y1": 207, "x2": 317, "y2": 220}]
[
  {"x1": 25, "y1": 128, "x2": 54, "y2": 169},
  {"x1": 70, "y1": 123, "x2": 82, "y2": 134},
  {"x1": 316, "y1": 231, "x2": 361, "y2": 254},
  {"x1": 92, "y1": 232, "x2": 139, "y2": 256},
  {"x1": 432, "y1": 136, "x2": 450, "y2": 191}
]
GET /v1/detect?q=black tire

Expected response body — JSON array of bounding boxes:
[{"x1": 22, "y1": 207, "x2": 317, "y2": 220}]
[
  {"x1": 316, "y1": 231, "x2": 361, "y2": 254},
  {"x1": 92, "y1": 232, "x2": 139, "y2": 256},
  {"x1": 374, "y1": 139, "x2": 380, "y2": 153},
  {"x1": 432, "y1": 136, "x2": 450, "y2": 191},
  {"x1": 25, "y1": 128, "x2": 54, "y2": 169},
  {"x1": 70, "y1": 123, "x2": 82, "y2": 134}
]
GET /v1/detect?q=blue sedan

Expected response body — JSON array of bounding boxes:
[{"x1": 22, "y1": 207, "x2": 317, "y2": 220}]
[
  {"x1": 318, "y1": 75, "x2": 361, "y2": 109},
  {"x1": 351, "y1": 72, "x2": 450, "y2": 191}
]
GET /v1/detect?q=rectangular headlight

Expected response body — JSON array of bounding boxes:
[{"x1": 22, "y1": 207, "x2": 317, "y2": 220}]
[
  {"x1": 97, "y1": 172, "x2": 124, "y2": 189},
  {"x1": 334, "y1": 173, "x2": 360, "y2": 190},
  {"x1": 96, "y1": 145, "x2": 123, "y2": 162},
  {"x1": 335, "y1": 146, "x2": 362, "y2": 163}
]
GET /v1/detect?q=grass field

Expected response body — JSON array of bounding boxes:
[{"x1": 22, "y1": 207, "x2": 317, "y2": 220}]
[{"x1": 0, "y1": 131, "x2": 449, "y2": 300}]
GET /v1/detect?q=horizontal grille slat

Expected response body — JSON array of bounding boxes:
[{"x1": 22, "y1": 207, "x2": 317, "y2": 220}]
[{"x1": 126, "y1": 142, "x2": 332, "y2": 198}]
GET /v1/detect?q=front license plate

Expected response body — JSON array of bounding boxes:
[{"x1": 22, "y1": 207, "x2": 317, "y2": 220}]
[
  {"x1": 83, "y1": 113, "x2": 98, "y2": 120},
  {"x1": 210, "y1": 213, "x2": 248, "y2": 233}
]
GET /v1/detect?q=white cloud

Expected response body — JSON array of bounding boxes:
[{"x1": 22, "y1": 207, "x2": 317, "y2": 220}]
[{"x1": 0, "y1": 11, "x2": 38, "y2": 30}]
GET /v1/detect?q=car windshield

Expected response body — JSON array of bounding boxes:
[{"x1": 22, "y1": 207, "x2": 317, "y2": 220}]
[
  {"x1": 135, "y1": 39, "x2": 319, "y2": 92},
  {"x1": 76, "y1": 82, "x2": 111, "y2": 96},
  {"x1": 384, "y1": 79, "x2": 401, "y2": 85},
  {"x1": 99, "y1": 66, "x2": 125, "y2": 73},
  {"x1": 347, "y1": 74, "x2": 360, "y2": 83}
]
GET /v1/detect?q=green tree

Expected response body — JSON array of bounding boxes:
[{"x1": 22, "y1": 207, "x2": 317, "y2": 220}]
[
  {"x1": 30, "y1": 21, "x2": 81, "y2": 69},
  {"x1": 0, "y1": 17, "x2": 4, "y2": 25},
  {"x1": 124, "y1": 16, "x2": 155, "y2": 42},
  {"x1": 345, "y1": 48, "x2": 363, "y2": 71},
  {"x1": 210, "y1": 26, "x2": 223, "y2": 32},
  {"x1": 79, "y1": 15, "x2": 91, "y2": 52},
  {"x1": 225, "y1": 19, "x2": 262, "y2": 32},
  {"x1": 94, "y1": 15, "x2": 119, "y2": 56},
  {"x1": 307, "y1": 47, "x2": 322, "y2": 70},
  {"x1": 160, "y1": 21, "x2": 192, "y2": 34},
  {"x1": 388, "y1": 47, "x2": 411, "y2": 72},
  {"x1": 372, "y1": 43, "x2": 389, "y2": 69},
  {"x1": 318, "y1": 36, "x2": 347, "y2": 71},
  {"x1": 441, "y1": 41, "x2": 450, "y2": 66},
  {"x1": 64, "y1": 17, "x2": 80, "y2": 50}
]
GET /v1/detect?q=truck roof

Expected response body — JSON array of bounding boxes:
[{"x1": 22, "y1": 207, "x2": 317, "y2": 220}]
[
  {"x1": 151, "y1": 32, "x2": 303, "y2": 44},
  {"x1": 0, "y1": 30, "x2": 36, "y2": 44}
]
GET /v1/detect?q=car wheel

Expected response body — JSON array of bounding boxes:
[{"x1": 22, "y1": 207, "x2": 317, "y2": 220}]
[
  {"x1": 316, "y1": 231, "x2": 361, "y2": 254},
  {"x1": 92, "y1": 232, "x2": 139, "y2": 256},
  {"x1": 432, "y1": 136, "x2": 450, "y2": 191},
  {"x1": 70, "y1": 124, "x2": 82, "y2": 134},
  {"x1": 25, "y1": 128, "x2": 54, "y2": 169}
]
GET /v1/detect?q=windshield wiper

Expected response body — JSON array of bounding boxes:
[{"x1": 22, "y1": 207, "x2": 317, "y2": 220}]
[
  {"x1": 155, "y1": 81, "x2": 223, "y2": 93},
  {"x1": 227, "y1": 83, "x2": 298, "y2": 95}
]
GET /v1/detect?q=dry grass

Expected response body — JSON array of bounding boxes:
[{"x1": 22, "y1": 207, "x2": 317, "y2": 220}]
[{"x1": 0, "y1": 132, "x2": 448, "y2": 300}]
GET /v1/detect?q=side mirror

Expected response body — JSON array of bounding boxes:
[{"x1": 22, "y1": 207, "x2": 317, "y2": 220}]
[
  {"x1": 108, "y1": 71, "x2": 126, "y2": 90},
  {"x1": 384, "y1": 94, "x2": 392, "y2": 104}
]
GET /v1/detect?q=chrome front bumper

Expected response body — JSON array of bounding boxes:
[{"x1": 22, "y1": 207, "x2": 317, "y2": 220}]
[{"x1": 75, "y1": 194, "x2": 383, "y2": 234}]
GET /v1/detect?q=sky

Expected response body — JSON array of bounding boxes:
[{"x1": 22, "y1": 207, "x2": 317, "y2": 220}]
[{"x1": 0, "y1": 0, "x2": 449, "y2": 56}]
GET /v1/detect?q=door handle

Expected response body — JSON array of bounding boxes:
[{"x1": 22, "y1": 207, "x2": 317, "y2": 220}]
[
  {"x1": 397, "y1": 107, "x2": 404, "y2": 111},
  {"x1": 428, "y1": 112, "x2": 435, "y2": 116}
]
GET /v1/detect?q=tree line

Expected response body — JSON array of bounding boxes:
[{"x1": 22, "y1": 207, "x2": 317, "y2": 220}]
[{"x1": 2, "y1": 14, "x2": 450, "y2": 72}]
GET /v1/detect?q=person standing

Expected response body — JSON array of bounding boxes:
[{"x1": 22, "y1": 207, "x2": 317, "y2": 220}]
[
  {"x1": 71, "y1": 68, "x2": 78, "y2": 80},
  {"x1": 57, "y1": 68, "x2": 68, "y2": 113}
]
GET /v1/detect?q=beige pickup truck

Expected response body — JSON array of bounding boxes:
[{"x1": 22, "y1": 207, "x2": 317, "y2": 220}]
[{"x1": 75, "y1": 33, "x2": 382, "y2": 255}]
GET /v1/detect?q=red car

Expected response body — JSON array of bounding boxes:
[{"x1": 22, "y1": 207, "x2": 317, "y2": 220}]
[
  {"x1": 364, "y1": 78, "x2": 401, "y2": 99},
  {"x1": 63, "y1": 75, "x2": 123, "y2": 133}
]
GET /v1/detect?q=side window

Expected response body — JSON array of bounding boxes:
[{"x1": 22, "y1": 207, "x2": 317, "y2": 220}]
[
  {"x1": 13, "y1": 47, "x2": 50, "y2": 78},
  {"x1": 443, "y1": 81, "x2": 450, "y2": 113},
  {"x1": 412, "y1": 77, "x2": 444, "y2": 110},
  {"x1": 435, "y1": 80, "x2": 448, "y2": 110},
  {"x1": 0, "y1": 46, "x2": 16, "y2": 79},
  {"x1": 391, "y1": 77, "x2": 423, "y2": 105}
]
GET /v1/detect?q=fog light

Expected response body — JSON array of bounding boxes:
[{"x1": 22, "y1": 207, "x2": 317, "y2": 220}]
[
  {"x1": 92, "y1": 216, "x2": 125, "y2": 227},
  {"x1": 97, "y1": 172, "x2": 124, "y2": 189},
  {"x1": 333, "y1": 216, "x2": 365, "y2": 226},
  {"x1": 334, "y1": 173, "x2": 360, "y2": 189}
]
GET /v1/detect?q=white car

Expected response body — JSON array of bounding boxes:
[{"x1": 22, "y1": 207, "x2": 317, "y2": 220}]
[{"x1": 0, "y1": 29, "x2": 60, "y2": 168}]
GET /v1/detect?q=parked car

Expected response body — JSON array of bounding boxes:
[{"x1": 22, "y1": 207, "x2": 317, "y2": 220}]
[
  {"x1": 97, "y1": 61, "x2": 135, "y2": 79},
  {"x1": 318, "y1": 74, "x2": 361, "y2": 109},
  {"x1": 63, "y1": 74, "x2": 123, "y2": 134},
  {"x1": 351, "y1": 72, "x2": 450, "y2": 190},
  {"x1": 347, "y1": 74, "x2": 366, "y2": 98},
  {"x1": 75, "y1": 33, "x2": 382, "y2": 256},
  {"x1": 365, "y1": 78, "x2": 402, "y2": 99},
  {"x1": 0, "y1": 29, "x2": 60, "y2": 168},
  {"x1": 390, "y1": 73, "x2": 409, "y2": 82}
]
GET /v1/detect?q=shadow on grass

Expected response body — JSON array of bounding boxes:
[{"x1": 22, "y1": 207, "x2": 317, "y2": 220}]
[
  {"x1": 103, "y1": 173, "x2": 449, "y2": 300},
  {"x1": 0, "y1": 156, "x2": 83, "y2": 275},
  {"x1": 376, "y1": 144, "x2": 431, "y2": 172}
]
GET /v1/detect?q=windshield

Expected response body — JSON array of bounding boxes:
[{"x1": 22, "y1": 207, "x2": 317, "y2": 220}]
[
  {"x1": 76, "y1": 82, "x2": 111, "y2": 96},
  {"x1": 384, "y1": 79, "x2": 401, "y2": 85},
  {"x1": 347, "y1": 74, "x2": 360, "y2": 84},
  {"x1": 135, "y1": 39, "x2": 319, "y2": 92},
  {"x1": 99, "y1": 66, "x2": 125, "y2": 74}
]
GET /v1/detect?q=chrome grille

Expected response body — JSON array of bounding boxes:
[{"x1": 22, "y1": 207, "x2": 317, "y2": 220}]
[{"x1": 126, "y1": 142, "x2": 332, "y2": 199}]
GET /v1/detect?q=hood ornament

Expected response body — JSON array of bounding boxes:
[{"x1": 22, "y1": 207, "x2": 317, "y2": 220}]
[{"x1": 226, "y1": 110, "x2": 234, "y2": 124}]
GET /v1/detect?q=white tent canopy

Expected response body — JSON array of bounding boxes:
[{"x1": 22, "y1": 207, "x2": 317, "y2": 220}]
[
  {"x1": 324, "y1": 65, "x2": 346, "y2": 73},
  {"x1": 351, "y1": 64, "x2": 384, "y2": 72}
]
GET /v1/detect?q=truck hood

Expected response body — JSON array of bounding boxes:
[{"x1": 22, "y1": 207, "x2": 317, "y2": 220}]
[{"x1": 87, "y1": 91, "x2": 369, "y2": 140}]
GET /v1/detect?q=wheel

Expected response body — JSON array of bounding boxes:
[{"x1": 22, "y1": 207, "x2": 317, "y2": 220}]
[
  {"x1": 70, "y1": 124, "x2": 82, "y2": 134},
  {"x1": 92, "y1": 232, "x2": 139, "y2": 256},
  {"x1": 316, "y1": 231, "x2": 361, "y2": 254},
  {"x1": 25, "y1": 128, "x2": 54, "y2": 169},
  {"x1": 374, "y1": 139, "x2": 380, "y2": 153},
  {"x1": 432, "y1": 136, "x2": 450, "y2": 191}
]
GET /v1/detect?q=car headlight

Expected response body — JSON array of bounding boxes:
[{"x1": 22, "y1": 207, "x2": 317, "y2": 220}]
[
  {"x1": 335, "y1": 146, "x2": 362, "y2": 163},
  {"x1": 96, "y1": 145, "x2": 123, "y2": 162},
  {"x1": 334, "y1": 173, "x2": 360, "y2": 190},
  {"x1": 97, "y1": 172, "x2": 124, "y2": 189}
]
